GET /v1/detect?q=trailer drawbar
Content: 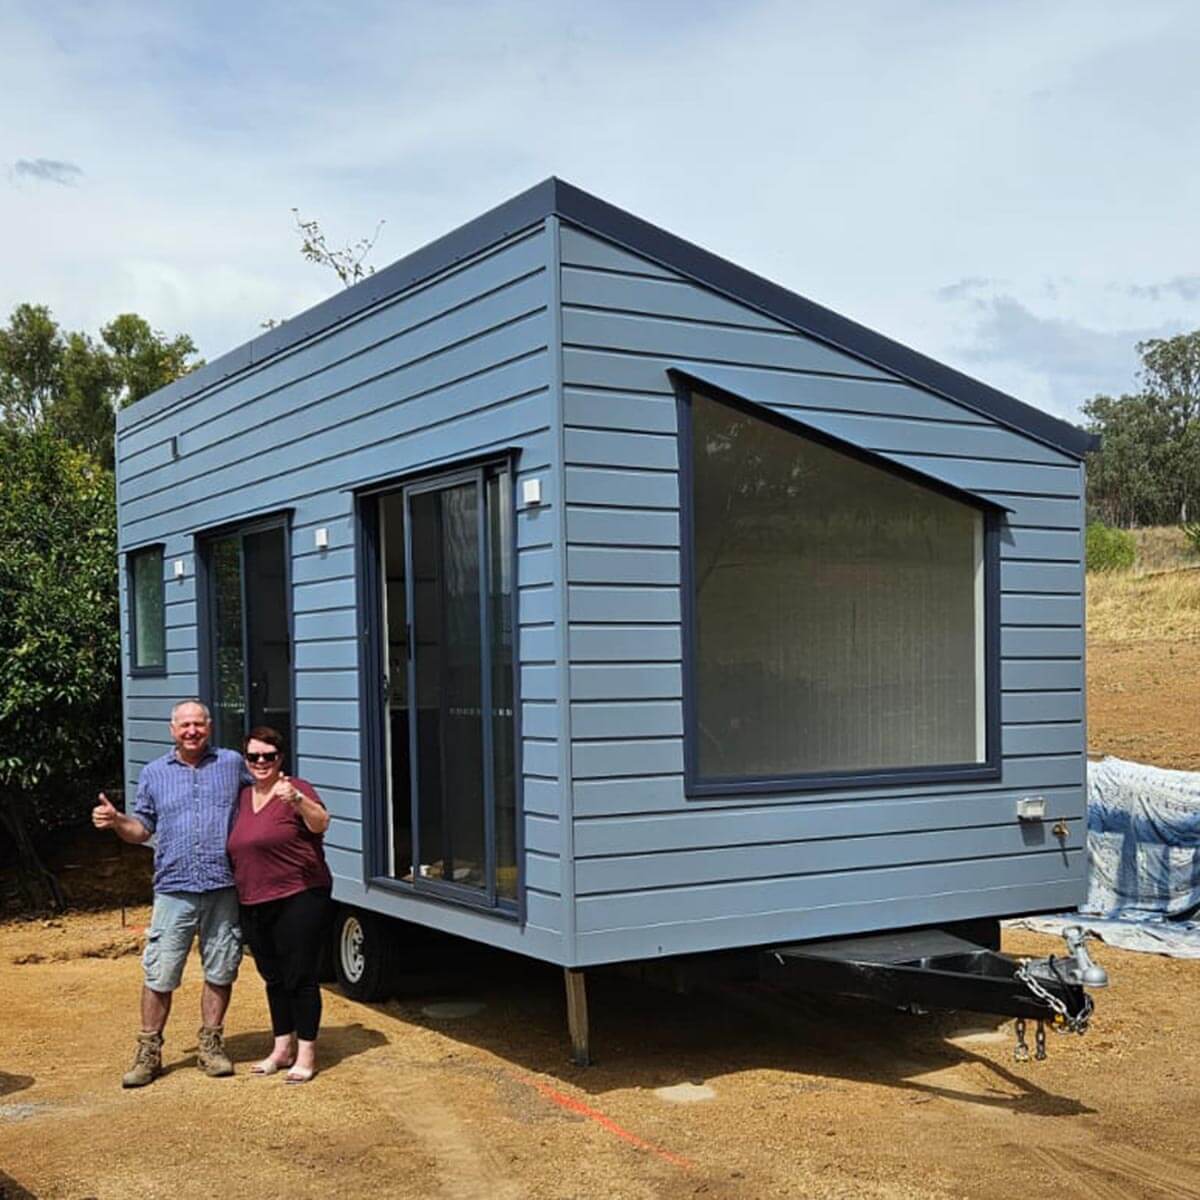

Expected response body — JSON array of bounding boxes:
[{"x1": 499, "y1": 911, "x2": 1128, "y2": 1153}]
[{"x1": 761, "y1": 924, "x2": 1108, "y2": 1061}]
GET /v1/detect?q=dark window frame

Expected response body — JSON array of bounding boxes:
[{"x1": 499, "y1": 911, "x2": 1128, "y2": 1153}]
[
  {"x1": 127, "y1": 543, "x2": 167, "y2": 677},
  {"x1": 356, "y1": 452, "x2": 524, "y2": 922},
  {"x1": 675, "y1": 375, "x2": 1003, "y2": 799},
  {"x1": 195, "y1": 511, "x2": 295, "y2": 753}
]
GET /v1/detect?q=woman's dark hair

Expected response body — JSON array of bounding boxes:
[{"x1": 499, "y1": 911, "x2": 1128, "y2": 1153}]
[{"x1": 243, "y1": 726, "x2": 286, "y2": 762}]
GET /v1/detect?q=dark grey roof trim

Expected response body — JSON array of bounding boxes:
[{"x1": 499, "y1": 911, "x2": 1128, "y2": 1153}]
[
  {"x1": 553, "y1": 181, "x2": 1096, "y2": 459},
  {"x1": 120, "y1": 177, "x2": 1098, "y2": 459}
]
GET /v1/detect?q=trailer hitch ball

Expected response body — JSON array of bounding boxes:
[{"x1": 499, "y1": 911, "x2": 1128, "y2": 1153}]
[{"x1": 1064, "y1": 926, "x2": 1109, "y2": 988}]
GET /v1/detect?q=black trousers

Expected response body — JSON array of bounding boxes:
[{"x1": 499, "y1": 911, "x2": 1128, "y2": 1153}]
[{"x1": 241, "y1": 888, "x2": 332, "y2": 1042}]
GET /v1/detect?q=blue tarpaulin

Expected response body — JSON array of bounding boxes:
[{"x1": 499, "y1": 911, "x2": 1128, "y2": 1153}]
[{"x1": 1009, "y1": 756, "x2": 1200, "y2": 957}]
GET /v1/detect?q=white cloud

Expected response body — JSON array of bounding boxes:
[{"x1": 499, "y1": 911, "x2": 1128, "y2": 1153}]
[{"x1": 0, "y1": 0, "x2": 1197, "y2": 425}]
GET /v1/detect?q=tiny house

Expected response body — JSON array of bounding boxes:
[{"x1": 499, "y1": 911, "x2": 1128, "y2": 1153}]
[{"x1": 117, "y1": 179, "x2": 1098, "y2": 1054}]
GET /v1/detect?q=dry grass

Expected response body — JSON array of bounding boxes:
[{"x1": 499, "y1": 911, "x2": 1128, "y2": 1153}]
[
  {"x1": 1087, "y1": 567, "x2": 1200, "y2": 643},
  {"x1": 1129, "y1": 524, "x2": 1200, "y2": 572}
]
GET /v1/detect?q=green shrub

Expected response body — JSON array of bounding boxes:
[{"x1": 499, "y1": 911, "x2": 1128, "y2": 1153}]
[
  {"x1": 1181, "y1": 520, "x2": 1200, "y2": 557},
  {"x1": 1086, "y1": 522, "x2": 1136, "y2": 572}
]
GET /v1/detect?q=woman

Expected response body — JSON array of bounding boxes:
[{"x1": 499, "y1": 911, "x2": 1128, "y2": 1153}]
[{"x1": 227, "y1": 726, "x2": 332, "y2": 1083}]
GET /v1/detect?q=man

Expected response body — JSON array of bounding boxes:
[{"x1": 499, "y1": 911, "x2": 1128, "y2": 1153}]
[{"x1": 93, "y1": 699, "x2": 245, "y2": 1087}]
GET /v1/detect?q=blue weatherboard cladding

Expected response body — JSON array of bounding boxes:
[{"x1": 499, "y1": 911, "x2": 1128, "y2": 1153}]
[
  {"x1": 557, "y1": 224, "x2": 1087, "y2": 965},
  {"x1": 117, "y1": 180, "x2": 1090, "y2": 969},
  {"x1": 117, "y1": 222, "x2": 567, "y2": 961}
]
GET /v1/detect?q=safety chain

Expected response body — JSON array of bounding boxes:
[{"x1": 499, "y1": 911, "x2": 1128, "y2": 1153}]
[
  {"x1": 1015, "y1": 959, "x2": 1095, "y2": 1035},
  {"x1": 1014, "y1": 1018, "x2": 1030, "y2": 1062},
  {"x1": 1012, "y1": 958, "x2": 1095, "y2": 1060}
]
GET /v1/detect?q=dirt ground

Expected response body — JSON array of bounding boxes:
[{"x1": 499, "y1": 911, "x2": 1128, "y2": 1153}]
[
  {"x1": 3, "y1": 601, "x2": 1197, "y2": 1199},
  {"x1": 1087, "y1": 636, "x2": 1200, "y2": 770},
  {"x1": 1, "y1": 909, "x2": 1198, "y2": 1200}
]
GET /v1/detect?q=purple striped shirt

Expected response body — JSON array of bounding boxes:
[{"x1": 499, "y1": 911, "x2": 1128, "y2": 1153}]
[{"x1": 133, "y1": 747, "x2": 246, "y2": 893}]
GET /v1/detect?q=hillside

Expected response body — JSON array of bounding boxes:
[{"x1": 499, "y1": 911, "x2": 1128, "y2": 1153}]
[{"x1": 1086, "y1": 527, "x2": 1200, "y2": 769}]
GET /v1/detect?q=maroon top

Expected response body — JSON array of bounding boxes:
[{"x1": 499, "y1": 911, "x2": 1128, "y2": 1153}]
[{"x1": 227, "y1": 777, "x2": 333, "y2": 905}]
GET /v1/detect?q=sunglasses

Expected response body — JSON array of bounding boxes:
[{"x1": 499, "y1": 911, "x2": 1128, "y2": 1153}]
[{"x1": 245, "y1": 751, "x2": 280, "y2": 764}]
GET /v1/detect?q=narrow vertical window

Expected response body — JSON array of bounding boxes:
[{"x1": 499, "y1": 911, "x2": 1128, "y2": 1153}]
[{"x1": 129, "y1": 546, "x2": 165, "y2": 673}]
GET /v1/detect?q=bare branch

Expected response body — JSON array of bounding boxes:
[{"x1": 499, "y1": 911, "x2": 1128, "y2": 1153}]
[{"x1": 290, "y1": 209, "x2": 386, "y2": 289}]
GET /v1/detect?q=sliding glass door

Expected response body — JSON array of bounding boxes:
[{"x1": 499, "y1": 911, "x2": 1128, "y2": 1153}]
[
  {"x1": 203, "y1": 521, "x2": 292, "y2": 752},
  {"x1": 369, "y1": 463, "x2": 516, "y2": 910}
]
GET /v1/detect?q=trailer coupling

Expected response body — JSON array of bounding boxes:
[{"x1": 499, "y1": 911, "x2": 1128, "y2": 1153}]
[{"x1": 761, "y1": 924, "x2": 1108, "y2": 1062}]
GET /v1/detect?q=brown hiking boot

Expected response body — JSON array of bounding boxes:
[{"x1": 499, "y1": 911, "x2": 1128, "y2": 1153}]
[
  {"x1": 197, "y1": 1024, "x2": 234, "y2": 1077},
  {"x1": 122, "y1": 1031, "x2": 163, "y2": 1088}
]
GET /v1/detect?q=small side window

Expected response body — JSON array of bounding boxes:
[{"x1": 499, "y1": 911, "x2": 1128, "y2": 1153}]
[{"x1": 129, "y1": 546, "x2": 166, "y2": 673}]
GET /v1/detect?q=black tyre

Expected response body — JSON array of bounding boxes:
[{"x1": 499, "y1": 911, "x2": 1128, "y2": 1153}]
[{"x1": 331, "y1": 906, "x2": 400, "y2": 1002}]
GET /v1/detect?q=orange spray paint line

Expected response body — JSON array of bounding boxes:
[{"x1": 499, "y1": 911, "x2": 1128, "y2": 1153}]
[{"x1": 514, "y1": 1073, "x2": 695, "y2": 1171}]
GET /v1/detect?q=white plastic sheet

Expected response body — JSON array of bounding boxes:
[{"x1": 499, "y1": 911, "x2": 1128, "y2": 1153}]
[{"x1": 1009, "y1": 756, "x2": 1200, "y2": 958}]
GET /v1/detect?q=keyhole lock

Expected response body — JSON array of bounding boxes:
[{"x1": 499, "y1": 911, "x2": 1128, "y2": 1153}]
[{"x1": 1052, "y1": 820, "x2": 1069, "y2": 840}]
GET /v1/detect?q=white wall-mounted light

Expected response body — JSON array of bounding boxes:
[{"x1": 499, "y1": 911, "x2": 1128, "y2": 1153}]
[
  {"x1": 314, "y1": 527, "x2": 330, "y2": 549},
  {"x1": 173, "y1": 559, "x2": 186, "y2": 579},
  {"x1": 521, "y1": 478, "x2": 543, "y2": 507}
]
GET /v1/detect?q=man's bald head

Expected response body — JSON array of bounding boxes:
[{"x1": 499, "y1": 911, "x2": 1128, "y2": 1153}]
[
  {"x1": 168, "y1": 699, "x2": 212, "y2": 764},
  {"x1": 170, "y1": 699, "x2": 211, "y2": 723}
]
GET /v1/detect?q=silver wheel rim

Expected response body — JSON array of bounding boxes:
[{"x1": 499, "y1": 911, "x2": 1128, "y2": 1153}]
[{"x1": 340, "y1": 916, "x2": 366, "y2": 983}]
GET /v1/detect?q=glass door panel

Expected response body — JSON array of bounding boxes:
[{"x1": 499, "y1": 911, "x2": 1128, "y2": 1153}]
[
  {"x1": 243, "y1": 528, "x2": 292, "y2": 752},
  {"x1": 210, "y1": 535, "x2": 246, "y2": 751},
  {"x1": 487, "y1": 470, "x2": 517, "y2": 899},
  {"x1": 205, "y1": 524, "x2": 291, "y2": 752},
  {"x1": 379, "y1": 492, "x2": 413, "y2": 878},
  {"x1": 409, "y1": 482, "x2": 486, "y2": 893},
  {"x1": 370, "y1": 465, "x2": 517, "y2": 908}
]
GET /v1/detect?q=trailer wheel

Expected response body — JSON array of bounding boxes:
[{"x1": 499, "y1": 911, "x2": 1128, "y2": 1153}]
[{"x1": 332, "y1": 906, "x2": 398, "y2": 1002}]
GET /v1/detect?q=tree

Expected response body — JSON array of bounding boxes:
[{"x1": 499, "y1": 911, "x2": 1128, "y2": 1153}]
[
  {"x1": 101, "y1": 313, "x2": 198, "y2": 407},
  {"x1": 0, "y1": 426, "x2": 122, "y2": 907},
  {"x1": 0, "y1": 303, "x2": 63, "y2": 428},
  {"x1": 0, "y1": 304, "x2": 197, "y2": 908},
  {"x1": 50, "y1": 330, "x2": 118, "y2": 469},
  {"x1": 1084, "y1": 330, "x2": 1200, "y2": 526},
  {"x1": 0, "y1": 305, "x2": 199, "y2": 469}
]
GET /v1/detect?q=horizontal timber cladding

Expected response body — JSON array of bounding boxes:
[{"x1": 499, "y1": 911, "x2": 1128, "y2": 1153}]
[
  {"x1": 117, "y1": 220, "x2": 568, "y2": 959},
  {"x1": 575, "y1": 850, "x2": 1083, "y2": 930},
  {"x1": 575, "y1": 820, "x2": 1085, "y2": 894},
  {"x1": 574, "y1": 876, "x2": 1086, "y2": 963},
  {"x1": 559, "y1": 223, "x2": 1087, "y2": 959},
  {"x1": 573, "y1": 785, "x2": 1085, "y2": 856},
  {"x1": 572, "y1": 757, "x2": 1087, "y2": 818}
]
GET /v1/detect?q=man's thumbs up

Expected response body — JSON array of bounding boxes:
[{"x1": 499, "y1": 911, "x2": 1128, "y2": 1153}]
[{"x1": 92, "y1": 792, "x2": 120, "y2": 830}]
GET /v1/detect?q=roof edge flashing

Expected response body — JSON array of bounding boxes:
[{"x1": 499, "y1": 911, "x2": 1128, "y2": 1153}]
[
  {"x1": 551, "y1": 184, "x2": 1097, "y2": 461},
  {"x1": 116, "y1": 175, "x2": 1098, "y2": 463}
]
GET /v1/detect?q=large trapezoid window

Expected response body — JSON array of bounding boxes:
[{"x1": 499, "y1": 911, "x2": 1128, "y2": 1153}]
[{"x1": 682, "y1": 385, "x2": 995, "y2": 793}]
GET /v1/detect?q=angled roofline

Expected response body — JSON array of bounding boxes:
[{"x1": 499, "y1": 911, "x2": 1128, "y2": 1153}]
[{"x1": 118, "y1": 177, "x2": 1097, "y2": 459}]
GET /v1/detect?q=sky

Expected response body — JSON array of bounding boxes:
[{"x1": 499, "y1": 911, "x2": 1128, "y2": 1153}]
[{"x1": 2, "y1": 0, "x2": 1198, "y2": 426}]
